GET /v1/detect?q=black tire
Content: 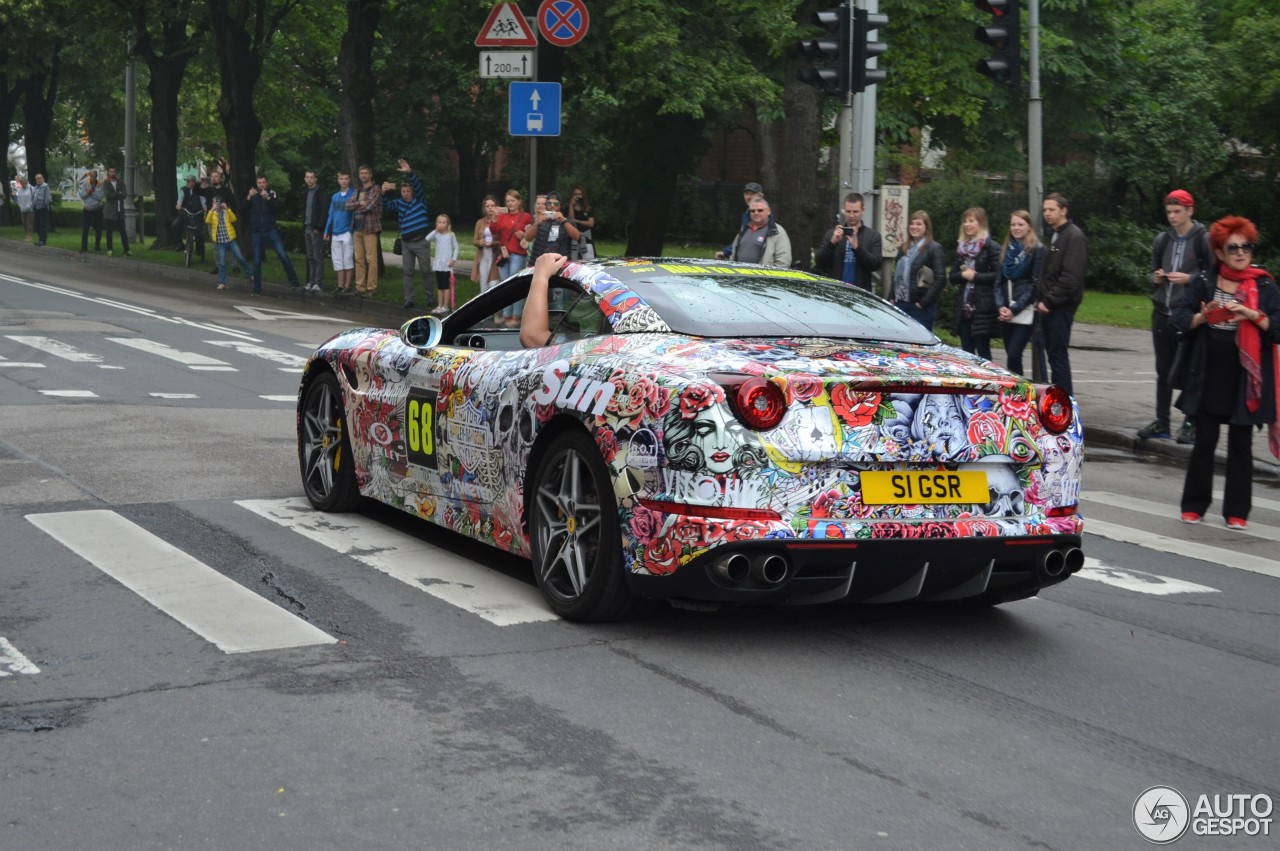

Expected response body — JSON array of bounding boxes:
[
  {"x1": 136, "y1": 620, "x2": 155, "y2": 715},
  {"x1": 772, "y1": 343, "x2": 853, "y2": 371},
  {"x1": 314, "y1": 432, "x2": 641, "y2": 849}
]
[
  {"x1": 298, "y1": 371, "x2": 361, "y2": 512},
  {"x1": 184, "y1": 231, "x2": 193, "y2": 268},
  {"x1": 529, "y1": 429, "x2": 645, "y2": 622}
]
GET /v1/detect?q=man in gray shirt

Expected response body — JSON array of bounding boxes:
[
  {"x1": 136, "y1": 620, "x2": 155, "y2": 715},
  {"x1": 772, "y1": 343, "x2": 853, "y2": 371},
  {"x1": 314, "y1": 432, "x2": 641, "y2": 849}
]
[
  {"x1": 79, "y1": 169, "x2": 105, "y2": 253},
  {"x1": 31, "y1": 174, "x2": 52, "y2": 246},
  {"x1": 728, "y1": 194, "x2": 792, "y2": 268}
]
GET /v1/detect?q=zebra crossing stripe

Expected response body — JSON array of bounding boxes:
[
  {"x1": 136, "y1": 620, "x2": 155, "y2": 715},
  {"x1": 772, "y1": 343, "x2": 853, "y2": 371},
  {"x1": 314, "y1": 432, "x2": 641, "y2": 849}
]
[
  {"x1": 0, "y1": 637, "x2": 40, "y2": 676},
  {"x1": 25, "y1": 510, "x2": 336, "y2": 654},
  {"x1": 1076, "y1": 558, "x2": 1218, "y2": 595},
  {"x1": 236, "y1": 498, "x2": 557, "y2": 626},
  {"x1": 106, "y1": 337, "x2": 236, "y2": 370}
]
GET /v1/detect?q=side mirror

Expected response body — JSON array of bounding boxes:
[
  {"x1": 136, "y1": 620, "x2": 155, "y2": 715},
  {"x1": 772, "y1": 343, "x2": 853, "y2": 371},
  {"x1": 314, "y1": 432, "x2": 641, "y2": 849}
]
[{"x1": 399, "y1": 315, "x2": 443, "y2": 349}]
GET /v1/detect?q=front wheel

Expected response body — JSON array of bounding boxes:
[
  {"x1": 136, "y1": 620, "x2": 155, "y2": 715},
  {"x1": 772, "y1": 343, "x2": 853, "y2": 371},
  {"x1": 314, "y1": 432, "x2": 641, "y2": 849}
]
[
  {"x1": 298, "y1": 371, "x2": 360, "y2": 511},
  {"x1": 529, "y1": 430, "x2": 644, "y2": 621},
  {"x1": 184, "y1": 230, "x2": 194, "y2": 268}
]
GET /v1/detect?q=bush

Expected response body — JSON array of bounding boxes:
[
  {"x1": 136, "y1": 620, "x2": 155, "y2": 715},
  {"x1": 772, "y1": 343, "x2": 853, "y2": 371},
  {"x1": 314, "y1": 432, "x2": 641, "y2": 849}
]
[{"x1": 1080, "y1": 217, "x2": 1151, "y2": 293}]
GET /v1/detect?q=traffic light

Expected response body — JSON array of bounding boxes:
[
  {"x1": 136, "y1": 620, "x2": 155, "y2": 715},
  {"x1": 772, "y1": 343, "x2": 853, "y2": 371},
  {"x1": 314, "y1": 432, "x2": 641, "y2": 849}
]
[
  {"x1": 852, "y1": 8, "x2": 888, "y2": 93},
  {"x1": 974, "y1": 0, "x2": 1020, "y2": 87},
  {"x1": 799, "y1": 4, "x2": 851, "y2": 95}
]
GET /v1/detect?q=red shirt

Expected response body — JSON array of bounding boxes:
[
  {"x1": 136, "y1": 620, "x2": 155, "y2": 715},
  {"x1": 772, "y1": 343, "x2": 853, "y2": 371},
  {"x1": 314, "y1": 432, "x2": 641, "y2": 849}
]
[{"x1": 495, "y1": 211, "x2": 532, "y2": 256}]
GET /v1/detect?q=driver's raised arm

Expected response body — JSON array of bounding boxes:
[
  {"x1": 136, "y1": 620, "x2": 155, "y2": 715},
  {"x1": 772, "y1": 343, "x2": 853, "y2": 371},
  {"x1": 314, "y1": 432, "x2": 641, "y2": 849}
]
[{"x1": 520, "y1": 253, "x2": 569, "y2": 348}]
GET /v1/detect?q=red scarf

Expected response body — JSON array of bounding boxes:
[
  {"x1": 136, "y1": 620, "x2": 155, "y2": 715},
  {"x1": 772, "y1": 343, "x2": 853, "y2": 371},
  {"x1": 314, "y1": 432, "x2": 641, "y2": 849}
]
[{"x1": 1222, "y1": 263, "x2": 1280, "y2": 458}]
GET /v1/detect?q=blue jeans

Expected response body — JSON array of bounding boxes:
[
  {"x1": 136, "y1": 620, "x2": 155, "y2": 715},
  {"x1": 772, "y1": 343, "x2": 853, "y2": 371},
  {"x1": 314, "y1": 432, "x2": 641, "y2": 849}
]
[
  {"x1": 215, "y1": 241, "x2": 253, "y2": 284},
  {"x1": 1001, "y1": 322, "x2": 1034, "y2": 376},
  {"x1": 499, "y1": 253, "x2": 528, "y2": 318},
  {"x1": 251, "y1": 228, "x2": 300, "y2": 292}
]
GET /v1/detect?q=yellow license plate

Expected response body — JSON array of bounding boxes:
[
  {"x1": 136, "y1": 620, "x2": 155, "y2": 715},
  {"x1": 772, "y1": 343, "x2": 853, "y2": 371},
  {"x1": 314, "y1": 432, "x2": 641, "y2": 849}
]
[{"x1": 860, "y1": 470, "x2": 989, "y2": 505}]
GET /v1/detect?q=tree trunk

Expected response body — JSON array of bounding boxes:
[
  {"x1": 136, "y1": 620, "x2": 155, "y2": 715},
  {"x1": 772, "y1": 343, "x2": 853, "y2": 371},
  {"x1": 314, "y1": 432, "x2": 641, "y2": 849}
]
[
  {"x1": 621, "y1": 112, "x2": 705, "y2": 256},
  {"x1": 337, "y1": 0, "x2": 381, "y2": 174},
  {"x1": 20, "y1": 61, "x2": 58, "y2": 182},
  {"x1": 207, "y1": 0, "x2": 267, "y2": 250},
  {"x1": 134, "y1": 7, "x2": 204, "y2": 249}
]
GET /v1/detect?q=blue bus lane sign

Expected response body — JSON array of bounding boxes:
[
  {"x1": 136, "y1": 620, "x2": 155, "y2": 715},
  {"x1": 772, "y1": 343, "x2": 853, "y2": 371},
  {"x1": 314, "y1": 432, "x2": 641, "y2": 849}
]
[{"x1": 508, "y1": 82, "x2": 562, "y2": 137}]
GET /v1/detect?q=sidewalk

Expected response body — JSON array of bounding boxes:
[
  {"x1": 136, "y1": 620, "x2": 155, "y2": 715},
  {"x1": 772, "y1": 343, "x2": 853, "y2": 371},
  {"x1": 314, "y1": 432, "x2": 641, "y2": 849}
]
[{"x1": 3, "y1": 237, "x2": 1277, "y2": 480}]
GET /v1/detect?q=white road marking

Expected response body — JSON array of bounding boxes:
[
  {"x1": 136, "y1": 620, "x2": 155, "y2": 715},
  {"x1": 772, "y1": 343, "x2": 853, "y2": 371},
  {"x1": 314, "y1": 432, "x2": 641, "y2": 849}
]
[
  {"x1": 5, "y1": 335, "x2": 104, "y2": 363},
  {"x1": 1084, "y1": 491, "x2": 1280, "y2": 544},
  {"x1": 39, "y1": 390, "x2": 98, "y2": 398},
  {"x1": 1214, "y1": 489, "x2": 1280, "y2": 514},
  {"x1": 1076, "y1": 557, "x2": 1218, "y2": 595},
  {"x1": 107, "y1": 337, "x2": 236, "y2": 370},
  {"x1": 1085, "y1": 518, "x2": 1280, "y2": 579},
  {"x1": 0, "y1": 637, "x2": 40, "y2": 676},
  {"x1": 237, "y1": 498, "x2": 556, "y2": 626},
  {"x1": 233, "y1": 305, "x2": 348, "y2": 323},
  {"x1": 0, "y1": 360, "x2": 46, "y2": 368},
  {"x1": 150, "y1": 392, "x2": 199, "y2": 399},
  {"x1": 259, "y1": 395, "x2": 296, "y2": 402},
  {"x1": 26, "y1": 510, "x2": 336, "y2": 654},
  {"x1": 204, "y1": 339, "x2": 308, "y2": 369}
]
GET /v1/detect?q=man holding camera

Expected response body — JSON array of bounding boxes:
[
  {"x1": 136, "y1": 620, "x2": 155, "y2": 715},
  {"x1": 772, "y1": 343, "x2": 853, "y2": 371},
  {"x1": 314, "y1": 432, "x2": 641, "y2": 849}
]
[
  {"x1": 527, "y1": 190, "x2": 580, "y2": 261},
  {"x1": 245, "y1": 175, "x2": 301, "y2": 294},
  {"x1": 815, "y1": 192, "x2": 883, "y2": 292}
]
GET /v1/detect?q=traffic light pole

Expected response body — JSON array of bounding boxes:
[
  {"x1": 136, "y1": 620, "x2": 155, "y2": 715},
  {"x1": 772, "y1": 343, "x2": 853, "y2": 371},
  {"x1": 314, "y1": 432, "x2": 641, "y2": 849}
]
[{"x1": 849, "y1": 0, "x2": 880, "y2": 227}]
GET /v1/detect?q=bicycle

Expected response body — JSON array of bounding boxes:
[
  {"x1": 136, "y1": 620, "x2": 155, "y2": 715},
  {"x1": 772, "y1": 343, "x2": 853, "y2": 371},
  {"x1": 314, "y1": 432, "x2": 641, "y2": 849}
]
[{"x1": 177, "y1": 208, "x2": 203, "y2": 267}]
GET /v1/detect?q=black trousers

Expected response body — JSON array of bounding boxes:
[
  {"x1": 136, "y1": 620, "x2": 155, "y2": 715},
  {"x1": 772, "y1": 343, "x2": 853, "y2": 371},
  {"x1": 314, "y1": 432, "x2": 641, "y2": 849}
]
[
  {"x1": 34, "y1": 208, "x2": 50, "y2": 244},
  {"x1": 81, "y1": 208, "x2": 103, "y2": 250},
  {"x1": 1181, "y1": 410, "x2": 1253, "y2": 519},
  {"x1": 1042, "y1": 308, "x2": 1075, "y2": 396},
  {"x1": 106, "y1": 217, "x2": 129, "y2": 253},
  {"x1": 1151, "y1": 309, "x2": 1180, "y2": 424}
]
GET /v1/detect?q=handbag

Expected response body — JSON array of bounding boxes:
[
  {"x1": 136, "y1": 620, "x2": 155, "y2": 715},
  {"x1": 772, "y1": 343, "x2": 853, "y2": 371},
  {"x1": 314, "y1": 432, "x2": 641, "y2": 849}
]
[
  {"x1": 392, "y1": 237, "x2": 402, "y2": 256},
  {"x1": 1006, "y1": 279, "x2": 1035, "y2": 325},
  {"x1": 911, "y1": 266, "x2": 934, "y2": 303}
]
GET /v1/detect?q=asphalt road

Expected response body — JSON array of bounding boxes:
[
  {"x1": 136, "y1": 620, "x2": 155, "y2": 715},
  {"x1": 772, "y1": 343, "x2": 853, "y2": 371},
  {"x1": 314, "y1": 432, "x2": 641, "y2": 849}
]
[{"x1": 1, "y1": 251, "x2": 1276, "y2": 850}]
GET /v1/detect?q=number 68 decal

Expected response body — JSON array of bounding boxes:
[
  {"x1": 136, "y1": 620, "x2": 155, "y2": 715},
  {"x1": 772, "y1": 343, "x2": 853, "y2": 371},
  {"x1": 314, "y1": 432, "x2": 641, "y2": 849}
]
[{"x1": 405, "y1": 388, "x2": 438, "y2": 469}]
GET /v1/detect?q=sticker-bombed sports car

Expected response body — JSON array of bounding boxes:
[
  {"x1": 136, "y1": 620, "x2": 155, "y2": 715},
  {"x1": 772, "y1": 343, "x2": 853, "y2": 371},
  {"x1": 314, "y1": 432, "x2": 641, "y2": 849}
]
[{"x1": 297, "y1": 258, "x2": 1083, "y2": 621}]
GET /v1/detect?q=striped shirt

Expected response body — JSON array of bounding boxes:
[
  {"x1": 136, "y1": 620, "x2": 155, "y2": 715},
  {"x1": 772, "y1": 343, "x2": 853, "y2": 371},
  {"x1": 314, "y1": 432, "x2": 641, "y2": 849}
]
[{"x1": 381, "y1": 173, "x2": 430, "y2": 240}]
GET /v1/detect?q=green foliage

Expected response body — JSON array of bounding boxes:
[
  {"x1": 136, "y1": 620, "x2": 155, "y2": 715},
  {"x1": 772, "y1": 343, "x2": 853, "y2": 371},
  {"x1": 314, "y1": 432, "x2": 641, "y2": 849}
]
[{"x1": 1080, "y1": 217, "x2": 1151, "y2": 294}]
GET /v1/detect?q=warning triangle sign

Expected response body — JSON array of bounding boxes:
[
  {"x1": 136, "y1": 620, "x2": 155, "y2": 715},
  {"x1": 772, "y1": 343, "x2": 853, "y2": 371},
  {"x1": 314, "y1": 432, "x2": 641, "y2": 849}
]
[{"x1": 475, "y1": 3, "x2": 538, "y2": 47}]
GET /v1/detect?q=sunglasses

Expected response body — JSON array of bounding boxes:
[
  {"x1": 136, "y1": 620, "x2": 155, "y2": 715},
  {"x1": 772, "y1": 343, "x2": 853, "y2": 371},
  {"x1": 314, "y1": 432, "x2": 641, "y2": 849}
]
[
  {"x1": 1224, "y1": 242, "x2": 1255, "y2": 255},
  {"x1": 546, "y1": 201, "x2": 561, "y2": 208}
]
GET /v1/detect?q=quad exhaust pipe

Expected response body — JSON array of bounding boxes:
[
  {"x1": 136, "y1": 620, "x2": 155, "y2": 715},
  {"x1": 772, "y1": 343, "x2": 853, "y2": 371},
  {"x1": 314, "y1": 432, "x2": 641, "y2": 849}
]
[{"x1": 711, "y1": 553, "x2": 790, "y2": 586}]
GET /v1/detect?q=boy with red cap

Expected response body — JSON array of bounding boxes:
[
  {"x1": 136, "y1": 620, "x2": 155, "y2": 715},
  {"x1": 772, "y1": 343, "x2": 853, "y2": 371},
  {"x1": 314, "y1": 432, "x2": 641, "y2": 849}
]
[{"x1": 1139, "y1": 189, "x2": 1211, "y2": 443}]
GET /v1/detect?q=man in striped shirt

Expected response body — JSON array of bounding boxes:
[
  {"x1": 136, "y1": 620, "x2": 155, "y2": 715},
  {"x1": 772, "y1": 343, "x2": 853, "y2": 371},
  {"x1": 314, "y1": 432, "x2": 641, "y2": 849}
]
[{"x1": 381, "y1": 159, "x2": 432, "y2": 309}]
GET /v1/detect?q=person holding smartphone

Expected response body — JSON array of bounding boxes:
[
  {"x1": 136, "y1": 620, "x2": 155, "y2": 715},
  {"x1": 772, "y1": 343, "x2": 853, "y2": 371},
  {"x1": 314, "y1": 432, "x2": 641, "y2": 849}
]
[{"x1": 1172, "y1": 215, "x2": 1280, "y2": 530}]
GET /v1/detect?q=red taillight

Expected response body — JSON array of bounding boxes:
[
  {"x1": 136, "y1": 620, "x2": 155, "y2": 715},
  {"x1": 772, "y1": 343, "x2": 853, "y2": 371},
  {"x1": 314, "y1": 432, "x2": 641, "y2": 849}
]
[
  {"x1": 734, "y1": 377, "x2": 787, "y2": 430},
  {"x1": 1046, "y1": 504, "x2": 1078, "y2": 517},
  {"x1": 1038, "y1": 385, "x2": 1073, "y2": 433}
]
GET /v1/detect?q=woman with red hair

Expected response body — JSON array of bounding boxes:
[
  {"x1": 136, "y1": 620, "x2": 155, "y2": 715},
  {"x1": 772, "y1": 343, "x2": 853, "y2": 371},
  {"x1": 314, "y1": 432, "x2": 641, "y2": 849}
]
[{"x1": 1171, "y1": 216, "x2": 1280, "y2": 529}]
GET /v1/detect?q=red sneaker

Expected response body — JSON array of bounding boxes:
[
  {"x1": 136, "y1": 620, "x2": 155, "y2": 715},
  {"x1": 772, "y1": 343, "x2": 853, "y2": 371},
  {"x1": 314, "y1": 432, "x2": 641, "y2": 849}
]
[
  {"x1": 1226, "y1": 517, "x2": 1248, "y2": 530},
  {"x1": 1180, "y1": 512, "x2": 1202, "y2": 524}
]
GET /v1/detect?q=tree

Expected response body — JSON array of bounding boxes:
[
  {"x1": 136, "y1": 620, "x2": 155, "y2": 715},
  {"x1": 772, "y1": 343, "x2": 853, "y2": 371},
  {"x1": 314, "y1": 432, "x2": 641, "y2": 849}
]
[
  {"x1": 205, "y1": 0, "x2": 301, "y2": 224},
  {"x1": 117, "y1": 0, "x2": 209, "y2": 246},
  {"x1": 337, "y1": 0, "x2": 381, "y2": 174}
]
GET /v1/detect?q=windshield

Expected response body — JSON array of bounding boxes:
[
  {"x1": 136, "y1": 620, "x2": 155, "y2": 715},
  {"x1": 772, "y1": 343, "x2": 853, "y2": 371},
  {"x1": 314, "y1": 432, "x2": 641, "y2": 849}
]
[{"x1": 626, "y1": 273, "x2": 938, "y2": 344}]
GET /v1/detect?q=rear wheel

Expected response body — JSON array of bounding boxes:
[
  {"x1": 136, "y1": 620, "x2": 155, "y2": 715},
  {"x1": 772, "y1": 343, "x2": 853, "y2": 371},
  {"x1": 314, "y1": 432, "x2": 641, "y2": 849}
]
[
  {"x1": 530, "y1": 430, "x2": 644, "y2": 621},
  {"x1": 298, "y1": 371, "x2": 360, "y2": 511}
]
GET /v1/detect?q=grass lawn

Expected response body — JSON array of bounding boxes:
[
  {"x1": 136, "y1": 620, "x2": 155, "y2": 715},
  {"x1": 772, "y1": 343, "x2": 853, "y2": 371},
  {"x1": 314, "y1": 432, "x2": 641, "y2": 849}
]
[{"x1": 0, "y1": 225, "x2": 1149, "y2": 326}]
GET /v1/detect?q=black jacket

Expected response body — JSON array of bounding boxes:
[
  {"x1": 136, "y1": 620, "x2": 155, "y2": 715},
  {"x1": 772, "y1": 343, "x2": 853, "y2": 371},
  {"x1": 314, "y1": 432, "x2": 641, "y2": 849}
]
[
  {"x1": 894, "y1": 241, "x2": 947, "y2": 307},
  {"x1": 1171, "y1": 268, "x2": 1280, "y2": 423},
  {"x1": 993, "y1": 244, "x2": 1045, "y2": 317},
  {"x1": 949, "y1": 237, "x2": 1002, "y2": 338},
  {"x1": 304, "y1": 186, "x2": 329, "y2": 233},
  {"x1": 814, "y1": 224, "x2": 883, "y2": 292},
  {"x1": 1037, "y1": 220, "x2": 1087, "y2": 310},
  {"x1": 1150, "y1": 223, "x2": 1210, "y2": 314}
]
